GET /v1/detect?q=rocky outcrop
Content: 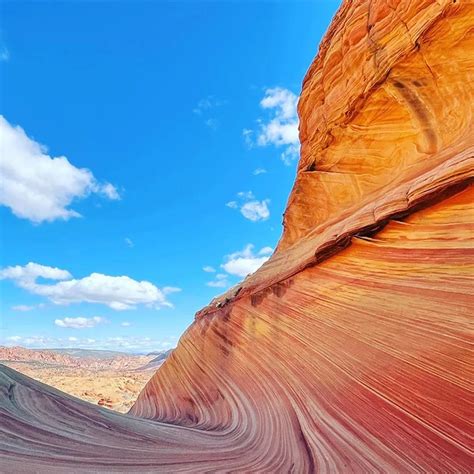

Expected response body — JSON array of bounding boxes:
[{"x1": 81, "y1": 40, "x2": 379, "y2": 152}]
[
  {"x1": 0, "y1": 347, "x2": 160, "y2": 413},
  {"x1": 0, "y1": 346, "x2": 79, "y2": 366},
  {"x1": 1, "y1": 0, "x2": 472, "y2": 471},
  {"x1": 130, "y1": 187, "x2": 472, "y2": 472}
]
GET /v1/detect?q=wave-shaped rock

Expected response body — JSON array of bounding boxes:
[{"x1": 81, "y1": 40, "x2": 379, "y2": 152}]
[{"x1": 1, "y1": 0, "x2": 472, "y2": 471}]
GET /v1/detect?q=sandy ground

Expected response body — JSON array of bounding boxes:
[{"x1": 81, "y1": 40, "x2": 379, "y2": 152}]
[{"x1": 3, "y1": 361, "x2": 155, "y2": 413}]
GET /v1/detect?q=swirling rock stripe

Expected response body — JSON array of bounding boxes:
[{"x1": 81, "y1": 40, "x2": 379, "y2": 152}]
[
  {"x1": 1, "y1": 0, "x2": 473, "y2": 471},
  {"x1": 131, "y1": 185, "x2": 473, "y2": 472},
  {"x1": 1, "y1": 185, "x2": 472, "y2": 472},
  {"x1": 200, "y1": 0, "x2": 473, "y2": 310}
]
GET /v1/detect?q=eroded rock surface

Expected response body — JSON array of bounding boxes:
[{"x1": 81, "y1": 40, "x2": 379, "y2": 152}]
[{"x1": 1, "y1": 0, "x2": 472, "y2": 471}]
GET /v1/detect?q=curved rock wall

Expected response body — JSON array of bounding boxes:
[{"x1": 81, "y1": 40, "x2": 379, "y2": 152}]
[
  {"x1": 1, "y1": 0, "x2": 472, "y2": 471},
  {"x1": 130, "y1": 186, "x2": 472, "y2": 472},
  {"x1": 280, "y1": 0, "x2": 473, "y2": 249},
  {"x1": 2, "y1": 185, "x2": 471, "y2": 472}
]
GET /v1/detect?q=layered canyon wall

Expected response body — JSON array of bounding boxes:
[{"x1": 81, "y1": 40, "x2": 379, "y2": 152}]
[{"x1": 1, "y1": 0, "x2": 472, "y2": 471}]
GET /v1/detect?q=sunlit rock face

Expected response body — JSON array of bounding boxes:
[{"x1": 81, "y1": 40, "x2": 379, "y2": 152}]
[
  {"x1": 131, "y1": 0, "x2": 473, "y2": 469},
  {"x1": 1, "y1": 0, "x2": 472, "y2": 472},
  {"x1": 279, "y1": 0, "x2": 473, "y2": 250},
  {"x1": 129, "y1": 188, "x2": 472, "y2": 472}
]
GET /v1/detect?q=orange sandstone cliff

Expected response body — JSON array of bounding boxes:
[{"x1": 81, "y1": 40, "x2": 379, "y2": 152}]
[{"x1": 1, "y1": 0, "x2": 472, "y2": 472}]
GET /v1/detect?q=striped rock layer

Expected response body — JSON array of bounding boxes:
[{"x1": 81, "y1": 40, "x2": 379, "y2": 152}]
[{"x1": 1, "y1": 0, "x2": 472, "y2": 472}]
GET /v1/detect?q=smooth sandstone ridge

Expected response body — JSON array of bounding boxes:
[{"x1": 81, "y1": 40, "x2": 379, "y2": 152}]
[{"x1": 1, "y1": 0, "x2": 472, "y2": 472}]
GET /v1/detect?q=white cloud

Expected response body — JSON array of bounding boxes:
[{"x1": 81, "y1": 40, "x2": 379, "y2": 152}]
[
  {"x1": 221, "y1": 244, "x2": 272, "y2": 278},
  {"x1": 258, "y1": 119, "x2": 299, "y2": 147},
  {"x1": 55, "y1": 316, "x2": 106, "y2": 329},
  {"x1": 244, "y1": 87, "x2": 300, "y2": 165},
  {"x1": 125, "y1": 237, "x2": 134, "y2": 248},
  {"x1": 280, "y1": 144, "x2": 300, "y2": 165},
  {"x1": 206, "y1": 273, "x2": 229, "y2": 288},
  {"x1": 0, "y1": 116, "x2": 120, "y2": 223},
  {"x1": 260, "y1": 87, "x2": 297, "y2": 119},
  {"x1": 226, "y1": 201, "x2": 238, "y2": 209},
  {"x1": 0, "y1": 262, "x2": 180, "y2": 310},
  {"x1": 43, "y1": 274, "x2": 177, "y2": 310},
  {"x1": 0, "y1": 262, "x2": 72, "y2": 289},
  {"x1": 253, "y1": 168, "x2": 267, "y2": 175},
  {"x1": 206, "y1": 280, "x2": 228, "y2": 288},
  {"x1": 99, "y1": 182, "x2": 120, "y2": 200},
  {"x1": 227, "y1": 191, "x2": 270, "y2": 222},
  {"x1": 162, "y1": 286, "x2": 181, "y2": 295},
  {"x1": 120, "y1": 321, "x2": 131, "y2": 327},
  {"x1": 240, "y1": 199, "x2": 270, "y2": 222},
  {"x1": 11, "y1": 304, "x2": 34, "y2": 312},
  {"x1": 203, "y1": 266, "x2": 216, "y2": 273}
]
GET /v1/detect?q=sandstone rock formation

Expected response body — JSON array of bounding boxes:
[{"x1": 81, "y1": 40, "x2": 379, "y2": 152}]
[{"x1": 1, "y1": 0, "x2": 472, "y2": 471}]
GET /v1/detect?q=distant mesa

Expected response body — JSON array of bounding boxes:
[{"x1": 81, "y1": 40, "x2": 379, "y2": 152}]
[
  {"x1": 0, "y1": 346, "x2": 171, "y2": 370},
  {"x1": 0, "y1": 346, "x2": 172, "y2": 413},
  {"x1": 138, "y1": 349, "x2": 174, "y2": 371}
]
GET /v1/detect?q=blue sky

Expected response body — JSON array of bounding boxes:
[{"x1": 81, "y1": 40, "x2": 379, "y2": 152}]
[{"x1": 0, "y1": 1, "x2": 340, "y2": 353}]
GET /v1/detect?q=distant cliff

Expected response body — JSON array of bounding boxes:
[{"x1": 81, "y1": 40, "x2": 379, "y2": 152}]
[{"x1": 1, "y1": 0, "x2": 472, "y2": 471}]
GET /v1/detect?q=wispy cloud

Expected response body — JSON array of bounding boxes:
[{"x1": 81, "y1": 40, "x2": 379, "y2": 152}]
[
  {"x1": 202, "y1": 266, "x2": 216, "y2": 273},
  {"x1": 242, "y1": 128, "x2": 253, "y2": 147},
  {"x1": 193, "y1": 96, "x2": 227, "y2": 130},
  {"x1": 206, "y1": 273, "x2": 229, "y2": 288},
  {"x1": 193, "y1": 96, "x2": 227, "y2": 115},
  {"x1": 0, "y1": 262, "x2": 180, "y2": 310},
  {"x1": 226, "y1": 200, "x2": 238, "y2": 209},
  {"x1": 0, "y1": 46, "x2": 9, "y2": 62},
  {"x1": 226, "y1": 191, "x2": 270, "y2": 222},
  {"x1": 55, "y1": 316, "x2": 107, "y2": 329},
  {"x1": 0, "y1": 116, "x2": 121, "y2": 223},
  {"x1": 237, "y1": 191, "x2": 254, "y2": 200},
  {"x1": 204, "y1": 118, "x2": 218, "y2": 130},
  {"x1": 11, "y1": 304, "x2": 39, "y2": 312},
  {"x1": 3, "y1": 334, "x2": 177, "y2": 352},
  {"x1": 244, "y1": 87, "x2": 300, "y2": 165},
  {"x1": 253, "y1": 167, "x2": 267, "y2": 175}
]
